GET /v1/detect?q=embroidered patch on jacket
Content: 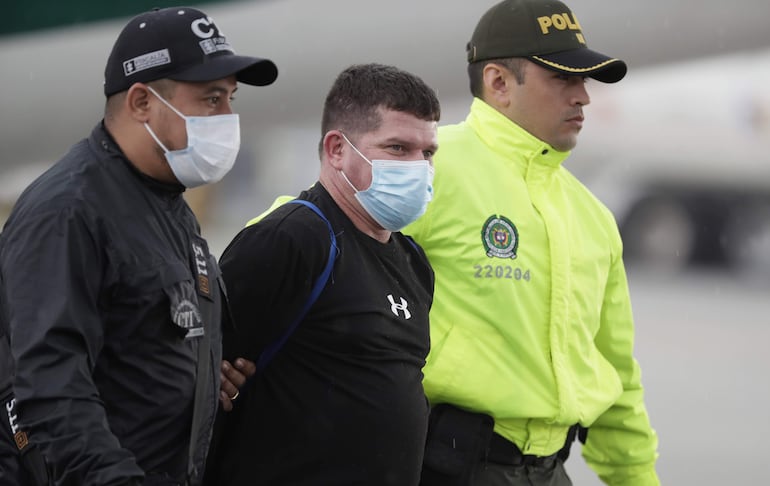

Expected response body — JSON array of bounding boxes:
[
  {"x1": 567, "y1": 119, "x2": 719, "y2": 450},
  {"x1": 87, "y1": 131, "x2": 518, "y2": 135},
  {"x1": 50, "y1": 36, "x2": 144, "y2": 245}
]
[
  {"x1": 172, "y1": 299, "x2": 204, "y2": 338},
  {"x1": 481, "y1": 214, "x2": 519, "y2": 259}
]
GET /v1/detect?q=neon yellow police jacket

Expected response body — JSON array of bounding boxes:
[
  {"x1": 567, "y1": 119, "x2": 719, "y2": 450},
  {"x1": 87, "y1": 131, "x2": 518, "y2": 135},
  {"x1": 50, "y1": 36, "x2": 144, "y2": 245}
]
[{"x1": 404, "y1": 99, "x2": 659, "y2": 486}]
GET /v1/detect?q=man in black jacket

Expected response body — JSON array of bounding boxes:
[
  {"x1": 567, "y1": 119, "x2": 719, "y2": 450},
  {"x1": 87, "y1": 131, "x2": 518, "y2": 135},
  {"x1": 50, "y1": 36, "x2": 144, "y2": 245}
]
[{"x1": 0, "y1": 7, "x2": 276, "y2": 486}]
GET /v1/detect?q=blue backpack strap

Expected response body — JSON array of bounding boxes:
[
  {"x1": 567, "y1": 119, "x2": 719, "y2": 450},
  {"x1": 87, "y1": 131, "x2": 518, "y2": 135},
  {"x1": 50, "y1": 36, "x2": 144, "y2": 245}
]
[
  {"x1": 403, "y1": 234, "x2": 420, "y2": 252},
  {"x1": 256, "y1": 199, "x2": 337, "y2": 372}
]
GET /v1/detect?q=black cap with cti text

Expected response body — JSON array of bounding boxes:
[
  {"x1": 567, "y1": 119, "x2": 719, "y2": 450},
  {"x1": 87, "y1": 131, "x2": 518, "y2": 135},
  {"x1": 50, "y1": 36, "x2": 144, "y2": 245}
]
[
  {"x1": 466, "y1": 0, "x2": 626, "y2": 83},
  {"x1": 103, "y1": 6, "x2": 278, "y2": 96}
]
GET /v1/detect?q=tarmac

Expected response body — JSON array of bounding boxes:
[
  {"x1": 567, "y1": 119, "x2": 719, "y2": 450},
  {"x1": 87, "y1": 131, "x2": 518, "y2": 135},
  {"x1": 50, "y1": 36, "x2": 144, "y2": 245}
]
[{"x1": 566, "y1": 266, "x2": 770, "y2": 484}]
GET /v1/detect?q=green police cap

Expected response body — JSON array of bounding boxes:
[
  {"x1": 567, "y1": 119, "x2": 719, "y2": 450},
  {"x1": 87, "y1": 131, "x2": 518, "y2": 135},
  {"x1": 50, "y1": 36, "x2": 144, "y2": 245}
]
[{"x1": 467, "y1": 0, "x2": 627, "y2": 83}]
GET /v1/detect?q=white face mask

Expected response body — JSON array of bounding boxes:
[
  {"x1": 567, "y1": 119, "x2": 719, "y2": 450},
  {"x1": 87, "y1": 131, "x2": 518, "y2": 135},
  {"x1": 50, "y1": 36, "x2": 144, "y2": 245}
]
[{"x1": 144, "y1": 86, "x2": 241, "y2": 188}]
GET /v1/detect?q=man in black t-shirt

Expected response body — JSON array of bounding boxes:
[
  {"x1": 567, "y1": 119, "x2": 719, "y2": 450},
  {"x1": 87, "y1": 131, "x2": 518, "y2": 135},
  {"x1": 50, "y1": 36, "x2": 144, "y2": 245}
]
[{"x1": 203, "y1": 64, "x2": 440, "y2": 486}]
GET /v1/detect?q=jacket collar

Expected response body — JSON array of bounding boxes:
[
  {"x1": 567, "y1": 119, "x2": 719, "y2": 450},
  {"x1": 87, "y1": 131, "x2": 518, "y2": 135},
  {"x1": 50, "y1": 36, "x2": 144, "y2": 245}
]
[
  {"x1": 466, "y1": 98, "x2": 570, "y2": 179},
  {"x1": 92, "y1": 121, "x2": 186, "y2": 196}
]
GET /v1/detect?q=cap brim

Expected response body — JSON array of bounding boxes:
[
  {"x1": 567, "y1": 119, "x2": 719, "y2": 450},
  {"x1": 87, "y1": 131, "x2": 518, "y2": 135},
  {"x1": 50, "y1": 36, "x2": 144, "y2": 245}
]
[
  {"x1": 169, "y1": 54, "x2": 278, "y2": 86},
  {"x1": 530, "y1": 48, "x2": 627, "y2": 83}
]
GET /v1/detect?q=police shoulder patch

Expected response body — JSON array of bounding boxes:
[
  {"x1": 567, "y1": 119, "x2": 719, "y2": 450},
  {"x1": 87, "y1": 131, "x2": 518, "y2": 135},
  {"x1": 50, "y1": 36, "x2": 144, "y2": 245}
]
[{"x1": 481, "y1": 214, "x2": 519, "y2": 259}]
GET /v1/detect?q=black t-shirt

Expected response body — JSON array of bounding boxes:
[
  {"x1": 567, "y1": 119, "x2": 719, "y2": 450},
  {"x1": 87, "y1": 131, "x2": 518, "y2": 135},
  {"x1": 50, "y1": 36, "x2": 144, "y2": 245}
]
[{"x1": 206, "y1": 184, "x2": 434, "y2": 486}]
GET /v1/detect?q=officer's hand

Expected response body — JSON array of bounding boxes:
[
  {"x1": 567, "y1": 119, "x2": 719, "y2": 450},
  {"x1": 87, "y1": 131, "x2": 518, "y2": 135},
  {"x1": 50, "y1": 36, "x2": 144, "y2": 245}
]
[{"x1": 219, "y1": 358, "x2": 257, "y2": 412}]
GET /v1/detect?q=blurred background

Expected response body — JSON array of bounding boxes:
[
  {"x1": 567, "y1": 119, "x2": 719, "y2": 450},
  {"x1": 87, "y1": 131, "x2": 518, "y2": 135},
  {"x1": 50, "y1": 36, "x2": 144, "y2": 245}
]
[{"x1": 2, "y1": 0, "x2": 769, "y2": 483}]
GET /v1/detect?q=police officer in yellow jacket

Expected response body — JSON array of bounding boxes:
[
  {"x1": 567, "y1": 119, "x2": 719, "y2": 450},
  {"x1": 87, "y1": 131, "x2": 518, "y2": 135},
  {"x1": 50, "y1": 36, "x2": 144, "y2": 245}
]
[{"x1": 404, "y1": 1, "x2": 660, "y2": 485}]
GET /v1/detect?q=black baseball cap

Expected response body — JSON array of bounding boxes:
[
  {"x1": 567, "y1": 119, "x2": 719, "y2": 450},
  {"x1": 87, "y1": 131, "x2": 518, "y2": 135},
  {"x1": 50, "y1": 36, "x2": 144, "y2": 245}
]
[
  {"x1": 104, "y1": 7, "x2": 278, "y2": 96},
  {"x1": 466, "y1": 0, "x2": 626, "y2": 83}
]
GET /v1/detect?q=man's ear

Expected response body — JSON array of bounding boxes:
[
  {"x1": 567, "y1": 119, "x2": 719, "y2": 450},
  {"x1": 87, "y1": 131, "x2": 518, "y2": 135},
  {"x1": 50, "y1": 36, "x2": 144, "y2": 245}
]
[
  {"x1": 482, "y1": 63, "x2": 513, "y2": 108},
  {"x1": 323, "y1": 130, "x2": 346, "y2": 169},
  {"x1": 125, "y1": 83, "x2": 153, "y2": 123}
]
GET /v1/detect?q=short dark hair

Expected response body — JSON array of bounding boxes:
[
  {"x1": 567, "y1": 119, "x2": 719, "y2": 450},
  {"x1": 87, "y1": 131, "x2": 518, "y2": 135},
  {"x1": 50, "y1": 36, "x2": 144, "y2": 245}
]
[
  {"x1": 104, "y1": 79, "x2": 177, "y2": 118},
  {"x1": 468, "y1": 57, "x2": 527, "y2": 98},
  {"x1": 320, "y1": 63, "x2": 440, "y2": 153}
]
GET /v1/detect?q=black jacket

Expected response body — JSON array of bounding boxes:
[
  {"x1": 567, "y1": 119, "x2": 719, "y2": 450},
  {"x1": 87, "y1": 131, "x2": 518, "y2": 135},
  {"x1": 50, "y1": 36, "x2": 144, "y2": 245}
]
[{"x1": 0, "y1": 123, "x2": 223, "y2": 486}]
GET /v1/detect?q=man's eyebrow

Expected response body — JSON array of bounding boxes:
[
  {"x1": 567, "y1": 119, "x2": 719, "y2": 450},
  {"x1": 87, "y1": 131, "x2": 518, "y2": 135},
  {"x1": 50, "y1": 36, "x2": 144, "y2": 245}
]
[
  {"x1": 201, "y1": 83, "x2": 238, "y2": 96},
  {"x1": 380, "y1": 136, "x2": 438, "y2": 152},
  {"x1": 379, "y1": 136, "x2": 419, "y2": 145}
]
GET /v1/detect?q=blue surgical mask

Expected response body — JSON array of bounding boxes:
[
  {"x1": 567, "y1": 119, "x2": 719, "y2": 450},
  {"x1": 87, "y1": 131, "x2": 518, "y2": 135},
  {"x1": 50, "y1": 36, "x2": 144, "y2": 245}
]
[{"x1": 339, "y1": 133, "x2": 434, "y2": 231}]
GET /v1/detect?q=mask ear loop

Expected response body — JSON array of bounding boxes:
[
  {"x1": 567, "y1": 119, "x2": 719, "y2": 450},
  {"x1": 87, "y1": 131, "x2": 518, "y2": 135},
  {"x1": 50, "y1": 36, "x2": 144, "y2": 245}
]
[
  {"x1": 144, "y1": 85, "x2": 186, "y2": 154},
  {"x1": 146, "y1": 85, "x2": 187, "y2": 120},
  {"x1": 339, "y1": 131, "x2": 373, "y2": 166},
  {"x1": 339, "y1": 168, "x2": 360, "y2": 194},
  {"x1": 337, "y1": 131, "x2": 373, "y2": 193},
  {"x1": 144, "y1": 121, "x2": 172, "y2": 153}
]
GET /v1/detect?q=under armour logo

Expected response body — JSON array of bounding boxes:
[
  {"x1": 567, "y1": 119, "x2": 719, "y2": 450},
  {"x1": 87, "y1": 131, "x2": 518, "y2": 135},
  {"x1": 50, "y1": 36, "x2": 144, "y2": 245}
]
[{"x1": 387, "y1": 294, "x2": 411, "y2": 319}]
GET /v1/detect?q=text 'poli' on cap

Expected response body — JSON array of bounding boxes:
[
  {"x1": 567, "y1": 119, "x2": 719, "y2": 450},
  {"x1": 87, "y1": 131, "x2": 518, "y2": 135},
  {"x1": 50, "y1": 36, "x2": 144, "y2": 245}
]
[{"x1": 466, "y1": 0, "x2": 626, "y2": 83}]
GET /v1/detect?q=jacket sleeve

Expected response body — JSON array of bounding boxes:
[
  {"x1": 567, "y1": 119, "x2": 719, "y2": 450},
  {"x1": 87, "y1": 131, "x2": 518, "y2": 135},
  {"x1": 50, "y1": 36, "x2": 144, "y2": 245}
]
[
  {"x1": 0, "y1": 334, "x2": 22, "y2": 484},
  {"x1": 1, "y1": 206, "x2": 144, "y2": 485},
  {"x1": 582, "y1": 232, "x2": 660, "y2": 486}
]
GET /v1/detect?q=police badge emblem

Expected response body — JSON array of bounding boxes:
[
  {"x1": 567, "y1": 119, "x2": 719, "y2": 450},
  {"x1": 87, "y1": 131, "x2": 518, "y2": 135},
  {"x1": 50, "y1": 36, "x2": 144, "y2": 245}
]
[{"x1": 481, "y1": 214, "x2": 519, "y2": 259}]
